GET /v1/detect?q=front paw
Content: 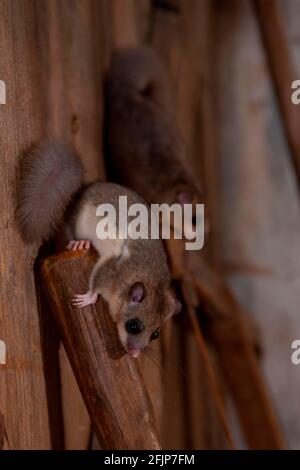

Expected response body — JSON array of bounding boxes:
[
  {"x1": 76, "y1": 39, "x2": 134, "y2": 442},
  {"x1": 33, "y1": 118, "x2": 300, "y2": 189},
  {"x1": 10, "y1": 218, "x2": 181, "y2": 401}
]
[
  {"x1": 71, "y1": 291, "x2": 98, "y2": 308},
  {"x1": 67, "y1": 239, "x2": 91, "y2": 251}
]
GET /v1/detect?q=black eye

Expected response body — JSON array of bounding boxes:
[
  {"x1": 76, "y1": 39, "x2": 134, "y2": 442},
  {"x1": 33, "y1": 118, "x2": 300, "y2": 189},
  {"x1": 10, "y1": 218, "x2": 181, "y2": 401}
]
[
  {"x1": 150, "y1": 330, "x2": 160, "y2": 341},
  {"x1": 125, "y1": 318, "x2": 144, "y2": 335}
]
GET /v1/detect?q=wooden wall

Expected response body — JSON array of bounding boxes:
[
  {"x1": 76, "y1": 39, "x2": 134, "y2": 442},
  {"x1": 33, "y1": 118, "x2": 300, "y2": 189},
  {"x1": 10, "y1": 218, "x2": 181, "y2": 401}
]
[
  {"x1": 0, "y1": 0, "x2": 228, "y2": 450},
  {"x1": 214, "y1": 0, "x2": 300, "y2": 448},
  {"x1": 1, "y1": 0, "x2": 298, "y2": 449}
]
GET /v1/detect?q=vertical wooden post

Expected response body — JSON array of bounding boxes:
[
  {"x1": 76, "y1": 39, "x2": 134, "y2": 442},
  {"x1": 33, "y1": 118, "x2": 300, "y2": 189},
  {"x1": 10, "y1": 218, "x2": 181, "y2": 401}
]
[
  {"x1": 151, "y1": 0, "x2": 285, "y2": 449},
  {"x1": 40, "y1": 250, "x2": 161, "y2": 450},
  {"x1": 0, "y1": 1, "x2": 50, "y2": 449},
  {"x1": 34, "y1": 0, "x2": 111, "y2": 449},
  {"x1": 253, "y1": 0, "x2": 300, "y2": 189}
]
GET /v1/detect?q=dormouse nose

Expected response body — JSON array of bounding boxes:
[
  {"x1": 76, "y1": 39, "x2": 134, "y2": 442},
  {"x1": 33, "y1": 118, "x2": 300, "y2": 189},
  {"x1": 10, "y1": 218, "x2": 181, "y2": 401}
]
[{"x1": 127, "y1": 347, "x2": 141, "y2": 358}]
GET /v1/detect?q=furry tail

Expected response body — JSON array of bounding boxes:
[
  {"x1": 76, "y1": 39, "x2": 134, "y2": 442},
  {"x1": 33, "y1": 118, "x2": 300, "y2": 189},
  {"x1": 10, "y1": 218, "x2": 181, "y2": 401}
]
[
  {"x1": 16, "y1": 141, "x2": 83, "y2": 243},
  {"x1": 108, "y1": 47, "x2": 170, "y2": 105}
]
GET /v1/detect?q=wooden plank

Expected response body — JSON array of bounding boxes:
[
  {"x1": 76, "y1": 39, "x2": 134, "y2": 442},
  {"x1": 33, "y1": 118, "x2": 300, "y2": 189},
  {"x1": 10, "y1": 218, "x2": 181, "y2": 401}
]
[
  {"x1": 253, "y1": 0, "x2": 300, "y2": 189},
  {"x1": 111, "y1": 0, "x2": 139, "y2": 47},
  {"x1": 150, "y1": 0, "x2": 230, "y2": 449},
  {"x1": 35, "y1": 0, "x2": 111, "y2": 448},
  {"x1": 109, "y1": 0, "x2": 165, "y2": 438},
  {"x1": 59, "y1": 346, "x2": 90, "y2": 450},
  {"x1": 151, "y1": 0, "x2": 285, "y2": 449},
  {"x1": 193, "y1": 258, "x2": 285, "y2": 449},
  {"x1": 0, "y1": 0, "x2": 50, "y2": 449},
  {"x1": 36, "y1": 266, "x2": 65, "y2": 450},
  {"x1": 40, "y1": 250, "x2": 161, "y2": 450},
  {"x1": 36, "y1": 0, "x2": 108, "y2": 176}
]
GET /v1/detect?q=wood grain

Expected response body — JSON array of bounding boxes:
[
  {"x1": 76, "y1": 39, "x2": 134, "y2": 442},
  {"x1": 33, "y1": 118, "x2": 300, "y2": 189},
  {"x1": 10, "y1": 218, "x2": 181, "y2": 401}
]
[
  {"x1": 34, "y1": 0, "x2": 111, "y2": 448},
  {"x1": 150, "y1": 0, "x2": 231, "y2": 449},
  {"x1": 151, "y1": 0, "x2": 285, "y2": 449},
  {"x1": 40, "y1": 250, "x2": 161, "y2": 450},
  {"x1": 0, "y1": 0, "x2": 51, "y2": 449},
  {"x1": 253, "y1": 0, "x2": 300, "y2": 190}
]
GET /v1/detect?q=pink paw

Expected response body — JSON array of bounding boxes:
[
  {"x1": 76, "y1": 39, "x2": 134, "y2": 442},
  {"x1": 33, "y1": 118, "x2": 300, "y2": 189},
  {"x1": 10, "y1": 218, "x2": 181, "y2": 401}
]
[
  {"x1": 67, "y1": 239, "x2": 91, "y2": 251},
  {"x1": 72, "y1": 290, "x2": 98, "y2": 308}
]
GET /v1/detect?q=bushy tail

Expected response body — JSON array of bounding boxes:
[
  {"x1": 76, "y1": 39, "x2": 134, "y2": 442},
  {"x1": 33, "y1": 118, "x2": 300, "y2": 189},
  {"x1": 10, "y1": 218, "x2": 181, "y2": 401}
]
[{"x1": 16, "y1": 141, "x2": 83, "y2": 243}]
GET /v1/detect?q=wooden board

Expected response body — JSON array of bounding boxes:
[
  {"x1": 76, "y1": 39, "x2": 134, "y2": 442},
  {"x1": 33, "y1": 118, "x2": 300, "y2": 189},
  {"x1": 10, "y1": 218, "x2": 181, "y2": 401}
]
[
  {"x1": 0, "y1": 0, "x2": 51, "y2": 450},
  {"x1": 34, "y1": 0, "x2": 111, "y2": 448},
  {"x1": 41, "y1": 249, "x2": 161, "y2": 450}
]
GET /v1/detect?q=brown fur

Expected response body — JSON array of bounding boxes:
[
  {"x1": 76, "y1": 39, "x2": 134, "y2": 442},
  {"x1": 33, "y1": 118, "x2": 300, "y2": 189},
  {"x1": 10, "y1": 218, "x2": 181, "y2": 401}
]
[
  {"x1": 107, "y1": 47, "x2": 204, "y2": 207},
  {"x1": 16, "y1": 141, "x2": 178, "y2": 353},
  {"x1": 77, "y1": 181, "x2": 177, "y2": 350},
  {"x1": 16, "y1": 141, "x2": 83, "y2": 243}
]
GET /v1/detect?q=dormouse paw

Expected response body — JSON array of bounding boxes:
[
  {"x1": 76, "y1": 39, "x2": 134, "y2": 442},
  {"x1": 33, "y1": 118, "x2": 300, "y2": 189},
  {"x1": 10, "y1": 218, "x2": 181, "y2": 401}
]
[
  {"x1": 72, "y1": 291, "x2": 98, "y2": 308},
  {"x1": 67, "y1": 239, "x2": 91, "y2": 251}
]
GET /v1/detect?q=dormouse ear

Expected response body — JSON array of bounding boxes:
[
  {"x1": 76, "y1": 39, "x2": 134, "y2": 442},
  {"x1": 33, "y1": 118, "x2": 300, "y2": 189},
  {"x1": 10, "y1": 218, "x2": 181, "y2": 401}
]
[
  {"x1": 129, "y1": 282, "x2": 145, "y2": 304},
  {"x1": 177, "y1": 191, "x2": 193, "y2": 206},
  {"x1": 164, "y1": 299, "x2": 182, "y2": 322},
  {"x1": 174, "y1": 299, "x2": 182, "y2": 315}
]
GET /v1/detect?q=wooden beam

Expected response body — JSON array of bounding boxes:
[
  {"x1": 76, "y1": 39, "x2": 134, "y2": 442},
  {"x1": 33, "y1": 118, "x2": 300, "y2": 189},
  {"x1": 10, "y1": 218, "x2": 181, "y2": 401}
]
[
  {"x1": 35, "y1": 0, "x2": 111, "y2": 448},
  {"x1": 40, "y1": 250, "x2": 161, "y2": 450},
  {"x1": 193, "y1": 258, "x2": 285, "y2": 449},
  {"x1": 109, "y1": 0, "x2": 165, "y2": 440},
  {"x1": 0, "y1": 0, "x2": 51, "y2": 449},
  {"x1": 253, "y1": 0, "x2": 300, "y2": 188},
  {"x1": 151, "y1": 0, "x2": 285, "y2": 449}
]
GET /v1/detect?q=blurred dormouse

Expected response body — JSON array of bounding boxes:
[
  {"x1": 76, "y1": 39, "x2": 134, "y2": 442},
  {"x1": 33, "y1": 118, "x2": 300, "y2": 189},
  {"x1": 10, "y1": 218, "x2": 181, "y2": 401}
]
[{"x1": 107, "y1": 47, "x2": 206, "y2": 227}]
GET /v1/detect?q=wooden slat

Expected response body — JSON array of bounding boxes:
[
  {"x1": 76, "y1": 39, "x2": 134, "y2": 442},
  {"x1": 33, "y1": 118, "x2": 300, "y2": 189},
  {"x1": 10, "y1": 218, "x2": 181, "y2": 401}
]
[
  {"x1": 0, "y1": 0, "x2": 50, "y2": 449},
  {"x1": 35, "y1": 0, "x2": 111, "y2": 448},
  {"x1": 111, "y1": 0, "x2": 139, "y2": 47},
  {"x1": 40, "y1": 250, "x2": 161, "y2": 450},
  {"x1": 193, "y1": 258, "x2": 285, "y2": 449},
  {"x1": 253, "y1": 0, "x2": 300, "y2": 189},
  {"x1": 149, "y1": 0, "x2": 231, "y2": 449},
  {"x1": 109, "y1": 0, "x2": 165, "y2": 438},
  {"x1": 151, "y1": 0, "x2": 285, "y2": 449}
]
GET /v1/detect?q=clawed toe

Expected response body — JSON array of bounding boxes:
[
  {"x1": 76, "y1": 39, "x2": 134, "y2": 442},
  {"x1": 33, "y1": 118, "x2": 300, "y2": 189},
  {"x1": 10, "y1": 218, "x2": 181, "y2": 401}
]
[
  {"x1": 71, "y1": 291, "x2": 98, "y2": 308},
  {"x1": 67, "y1": 240, "x2": 92, "y2": 251}
]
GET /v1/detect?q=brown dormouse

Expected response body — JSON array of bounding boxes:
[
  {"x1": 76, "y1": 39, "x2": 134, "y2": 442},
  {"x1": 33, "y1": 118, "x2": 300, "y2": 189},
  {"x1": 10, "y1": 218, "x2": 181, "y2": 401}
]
[{"x1": 16, "y1": 141, "x2": 180, "y2": 358}]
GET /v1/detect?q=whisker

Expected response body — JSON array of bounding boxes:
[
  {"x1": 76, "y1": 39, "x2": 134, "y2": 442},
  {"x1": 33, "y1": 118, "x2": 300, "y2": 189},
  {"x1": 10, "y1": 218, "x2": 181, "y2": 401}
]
[{"x1": 144, "y1": 347, "x2": 164, "y2": 373}]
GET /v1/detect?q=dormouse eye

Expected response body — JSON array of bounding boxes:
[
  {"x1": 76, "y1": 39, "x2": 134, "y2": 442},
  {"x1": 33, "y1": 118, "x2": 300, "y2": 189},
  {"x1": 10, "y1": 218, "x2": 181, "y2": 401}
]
[
  {"x1": 125, "y1": 318, "x2": 144, "y2": 335},
  {"x1": 150, "y1": 330, "x2": 160, "y2": 341}
]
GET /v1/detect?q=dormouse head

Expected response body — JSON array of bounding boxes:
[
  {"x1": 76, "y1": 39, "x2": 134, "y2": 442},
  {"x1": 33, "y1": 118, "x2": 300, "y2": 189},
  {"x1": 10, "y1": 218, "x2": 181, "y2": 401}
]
[
  {"x1": 116, "y1": 281, "x2": 181, "y2": 358},
  {"x1": 159, "y1": 182, "x2": 209, "y2": 239}
]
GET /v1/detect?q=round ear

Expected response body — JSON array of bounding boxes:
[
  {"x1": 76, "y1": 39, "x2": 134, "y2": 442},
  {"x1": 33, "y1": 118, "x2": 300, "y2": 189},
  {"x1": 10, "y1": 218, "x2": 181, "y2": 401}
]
[
  {"x1": 174, "y1": 299, "x2": 182, "y2": 315},
  {"x1": 176, "y1": 191, "x2": 194, "y2": 206},
  {"x1": 129, "y1": 282, "x2": 145, "y2": 304},
  {"x1": 164, "y1": 298, "x2": 182, "y2": 322}
]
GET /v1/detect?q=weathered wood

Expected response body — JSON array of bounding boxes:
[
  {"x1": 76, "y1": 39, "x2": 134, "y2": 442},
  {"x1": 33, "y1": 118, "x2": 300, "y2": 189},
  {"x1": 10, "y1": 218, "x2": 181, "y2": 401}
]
[
  {"x1": 151, "y1": 0, "x2": 285, "y2": 449},
  {"x1": 253, "y1": 0, "x2": 300, "y2": 189},
  {"x1": 36, "y1": 264, "x2": 65, "y2": 450},
  {"x1": 193, "y1": 259, "x2": 285, "y2": 449},
  {"x1": 180, "y1": 279, "x2": 235, "y2": 449},
  {"x1": 35, "y1": 0, "x2": 111, "y2": 448},
  {"x1": 0, "y1": 0, "x2": 51, "y2": 449},
  {"x1": 40, "y1": 250, "x2": 161, "y2": 450},
  {"x1": 109, "y1": 0, "x2": 165, "y2": 439},
  {"x1": 111, "y1": 0, "x2": 139, "y2": 47},
  {"x1": 59, "y1": 345, "x2": 91, "y2": 450},
  {"x1": 149, "y1": 1, "x2": 230, "y2": 449}
]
